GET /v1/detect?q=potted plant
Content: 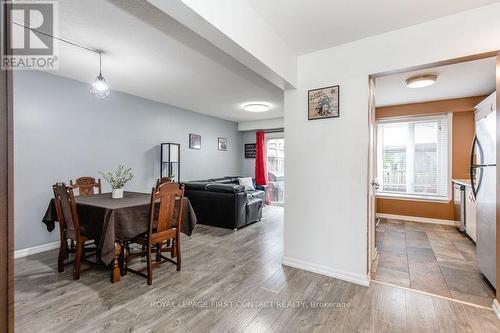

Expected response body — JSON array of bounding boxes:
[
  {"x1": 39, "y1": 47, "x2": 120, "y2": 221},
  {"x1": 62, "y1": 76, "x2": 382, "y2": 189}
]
[{"x1": 99, "y1": 165, "x2": 134, "y2": 199}]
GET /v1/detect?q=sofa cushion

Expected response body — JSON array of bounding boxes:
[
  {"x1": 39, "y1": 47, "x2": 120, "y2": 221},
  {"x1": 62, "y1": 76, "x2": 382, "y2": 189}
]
[
  {"x1": 212, "y1": 178, "x2": 233, "y2": 184},
  {"x1": 206, "y1": 183, "x2": 245, "y2": 193},
  {"x1": 183, "y1": 182, "x2": 209, "y2": 191}
]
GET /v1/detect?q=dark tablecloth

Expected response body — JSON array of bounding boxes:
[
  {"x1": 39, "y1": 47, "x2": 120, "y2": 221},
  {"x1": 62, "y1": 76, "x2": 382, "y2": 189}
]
[{"x1": 42, "y1": 191, "x2": 197, "y2": 265}]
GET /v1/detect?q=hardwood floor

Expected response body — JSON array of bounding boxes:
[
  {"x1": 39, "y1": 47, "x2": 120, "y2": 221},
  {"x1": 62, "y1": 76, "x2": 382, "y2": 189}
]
[
  {"x1": 372, "y1": 218, "x2": 496, "y2": 307},
  {"x1": 15, "y1": 207, "x2": 500, "y2": 332}
]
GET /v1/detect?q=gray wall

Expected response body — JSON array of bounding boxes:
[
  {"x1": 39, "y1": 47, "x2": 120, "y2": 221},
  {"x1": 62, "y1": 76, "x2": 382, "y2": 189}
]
[
  {"x1": 14, "y1": 70, "x2": 243, "y2": 251},
  {"x1": 241, "y1": 130, "x2": 256, "y2": 178}
]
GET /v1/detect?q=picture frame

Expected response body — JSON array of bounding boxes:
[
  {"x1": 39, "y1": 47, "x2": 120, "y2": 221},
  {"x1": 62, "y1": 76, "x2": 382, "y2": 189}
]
[
  {"x1": 218, "y1": 137, "x2": 227, "y2": 151},
  {"x1": 308, "y1": 85, "x2": 340, "y2": 120},
  {"x1": 189, "y1": 133, "x2": 201, "y2": 150},
  {"x1": 244, "y1": 143, "x2": 256, "y2": 158}
]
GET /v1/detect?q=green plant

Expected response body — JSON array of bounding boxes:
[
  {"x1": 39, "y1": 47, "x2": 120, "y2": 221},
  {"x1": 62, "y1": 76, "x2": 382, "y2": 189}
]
[{"x1": 99, "y1": 165, "x2": 134, "y2": 189}]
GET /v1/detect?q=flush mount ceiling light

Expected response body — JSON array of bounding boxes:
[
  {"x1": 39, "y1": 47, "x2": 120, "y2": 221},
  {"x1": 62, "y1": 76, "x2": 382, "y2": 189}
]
[
  {"x1": 242, "y1": 102, "x2": 271, "y2": 112},
  {"x1": 405, "y1": 74, "x2": 438, "y2": 88},
  {"x1": 90, "y1": 52, "x2": 110, "y2": 98}
]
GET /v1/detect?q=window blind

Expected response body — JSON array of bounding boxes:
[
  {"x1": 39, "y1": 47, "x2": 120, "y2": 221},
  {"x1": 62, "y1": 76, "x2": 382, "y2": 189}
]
[{"x1": 376, "y1": 114, "x2": 450, "y2": 199}]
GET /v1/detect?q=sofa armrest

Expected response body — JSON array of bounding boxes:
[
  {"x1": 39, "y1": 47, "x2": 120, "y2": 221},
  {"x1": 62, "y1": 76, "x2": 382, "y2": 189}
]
[{"x1": 255, "y1": 184, "x2": 268, "y2": 191}]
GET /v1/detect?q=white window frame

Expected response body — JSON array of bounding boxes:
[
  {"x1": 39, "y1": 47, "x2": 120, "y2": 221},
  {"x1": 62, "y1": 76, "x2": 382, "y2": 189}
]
[{"x1": 375, "y1": 113, "x2": 453, "y2": 202}]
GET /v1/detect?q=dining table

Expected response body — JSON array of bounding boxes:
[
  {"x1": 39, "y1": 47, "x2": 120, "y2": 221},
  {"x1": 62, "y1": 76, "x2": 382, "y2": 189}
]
[{"x1": 42, "y1": 191, "x2": 197, "y2": 283}]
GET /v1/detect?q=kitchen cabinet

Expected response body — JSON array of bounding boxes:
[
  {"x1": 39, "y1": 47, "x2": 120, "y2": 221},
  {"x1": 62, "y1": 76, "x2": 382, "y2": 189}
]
[{"x1": 465, "y1": 186, "x2": 477, "y2": 242}]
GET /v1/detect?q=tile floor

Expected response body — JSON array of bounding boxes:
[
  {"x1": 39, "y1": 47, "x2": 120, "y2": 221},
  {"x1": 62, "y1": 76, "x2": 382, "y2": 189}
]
[{"x1": 372, "y1": 218, "x2": 496, "y2": 307}]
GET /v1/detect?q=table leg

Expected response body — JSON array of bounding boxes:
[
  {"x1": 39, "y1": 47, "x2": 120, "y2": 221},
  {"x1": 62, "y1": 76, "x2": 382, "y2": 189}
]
[
  {"x1": 121, "y1": 241, "x2": 128, "y2": 276},
  {"x1": 111, "y1": 241, "x2": 122, "y2": 283}
]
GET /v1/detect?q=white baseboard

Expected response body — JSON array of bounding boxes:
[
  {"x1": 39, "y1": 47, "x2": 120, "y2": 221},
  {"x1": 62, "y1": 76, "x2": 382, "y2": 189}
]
[
  {"x1": 376, "y1": 213, "x2": 459, "y2": 227},
  {"x1": 493, "y1": 299, "x2": 500, "y2": 320},
  {"x1": 282, "y1": 256, "x2": 370, "y2": 287},
  {"x1": 14, "y1": 241, "x2": 60, "y2": 259}
]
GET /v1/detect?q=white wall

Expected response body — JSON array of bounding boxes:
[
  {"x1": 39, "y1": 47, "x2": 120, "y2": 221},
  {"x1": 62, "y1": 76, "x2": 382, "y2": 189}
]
[
  {"x1": 172, "y1": 0, "x2": 297, "y2": 87},
  {"x1": 284, "y1": 4, "x2": 500, "y2": 285},
  {"x1": 238, "y1": 118, "x2": 284, "y2": 131},
  {"x1": 14, "y1": 71, "x2": 243, "y2": 251}
]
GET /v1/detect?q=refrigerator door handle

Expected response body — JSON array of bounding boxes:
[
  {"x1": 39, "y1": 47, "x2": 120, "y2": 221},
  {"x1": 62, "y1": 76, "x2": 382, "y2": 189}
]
[{"x1": 469, "y1": 135, "x2": 480, "y2": 200}]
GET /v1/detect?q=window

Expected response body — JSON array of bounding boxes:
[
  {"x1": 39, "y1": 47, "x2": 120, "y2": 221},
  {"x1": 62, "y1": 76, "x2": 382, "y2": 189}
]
[
  {"x1": 266, "y1": 138, "x2": 284, "y2": 205},
  {"x1": 376, "y1": 114, "x2": 451, "y2": 200}
]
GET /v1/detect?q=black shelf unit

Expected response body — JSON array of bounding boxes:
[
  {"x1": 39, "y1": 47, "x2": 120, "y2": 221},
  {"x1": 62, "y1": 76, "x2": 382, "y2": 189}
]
[{"x1": 160, "y1": 143, "x2": 180, "y2": 182}]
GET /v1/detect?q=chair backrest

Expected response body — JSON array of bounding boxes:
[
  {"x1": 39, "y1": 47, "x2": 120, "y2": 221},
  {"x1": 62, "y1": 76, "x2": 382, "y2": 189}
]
[
  {"x1": 70, "y1": 177, "x2": 102, "y2": 196},
  {"x1": 53, "y1": 182, "x2": 80, "y2": 236},
  {"x1": 155, "y1": 177, "x2": 174, "y2": 190},
  {"x1": 149, "y1": 182, "x2": 185, "y2": 234}
]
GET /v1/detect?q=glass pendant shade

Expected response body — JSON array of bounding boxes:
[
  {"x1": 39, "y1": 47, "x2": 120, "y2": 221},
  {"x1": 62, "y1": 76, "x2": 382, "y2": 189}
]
[
  {"x1": 90, "y1": 74, "x2": 110, "y2": 98},
  {"x1": 90, "y1": 52, "x2": 110, "y2": 98}
]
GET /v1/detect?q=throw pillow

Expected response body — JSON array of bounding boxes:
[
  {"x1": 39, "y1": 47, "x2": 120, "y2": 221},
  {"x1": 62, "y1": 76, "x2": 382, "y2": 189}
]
[{"x1": 238, "y1": 177, "x2": 255, "y2": 191}]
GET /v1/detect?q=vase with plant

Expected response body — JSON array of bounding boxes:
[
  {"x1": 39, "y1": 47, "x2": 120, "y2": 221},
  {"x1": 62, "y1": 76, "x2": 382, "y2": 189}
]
[{"x1": 99, "y1": 165, "x2": 134, "y2": 199}]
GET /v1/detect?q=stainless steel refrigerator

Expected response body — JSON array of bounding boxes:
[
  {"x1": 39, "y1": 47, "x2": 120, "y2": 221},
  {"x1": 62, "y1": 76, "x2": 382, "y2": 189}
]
[{"x1": 470, "y1": 93, "x2": 496, "y2": 288}]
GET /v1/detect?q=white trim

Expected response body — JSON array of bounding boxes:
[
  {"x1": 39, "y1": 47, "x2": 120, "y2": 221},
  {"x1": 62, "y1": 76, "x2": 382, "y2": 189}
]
[
  {"x1": 14, "y1": 241, "x2": 59, "y2": 259},
  {"x1": 376, "y1": 193, "x2": 450, "y2": 203},
  {"x1": 376, "y1": 213, "x2": 459, "y2": 227},
  {"x1": 282, "y1": 256, "x2": 370, "y2": 287},
  {"x1": 493, "y1": 299, "x2": 500, "y2": 320}
]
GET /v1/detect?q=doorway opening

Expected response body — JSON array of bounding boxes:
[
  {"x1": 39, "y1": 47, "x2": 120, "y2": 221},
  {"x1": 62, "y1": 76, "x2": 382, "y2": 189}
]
[
  {"x1": 367, "y1": 53, "x2": 498, "y2": 307},
  {"x1": 266, "y1": 136, "x2": 285, "y2": 206}
]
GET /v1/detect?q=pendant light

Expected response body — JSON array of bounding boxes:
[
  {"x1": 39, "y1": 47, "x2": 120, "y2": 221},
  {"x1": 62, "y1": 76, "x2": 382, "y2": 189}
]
[{"x1": 90, "y1": 52, "x2": 110, "y2": 98}]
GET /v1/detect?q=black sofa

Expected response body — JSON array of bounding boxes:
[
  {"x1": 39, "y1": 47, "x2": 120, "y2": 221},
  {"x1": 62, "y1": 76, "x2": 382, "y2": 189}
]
[{"x1": 182, "y1": 177, "x2": 266, "y2": 230}]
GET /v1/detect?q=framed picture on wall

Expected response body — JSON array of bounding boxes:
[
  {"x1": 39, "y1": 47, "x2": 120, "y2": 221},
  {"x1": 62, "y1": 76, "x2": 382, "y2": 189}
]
[
  {"x1": 189, "y1": 133, "x2": 201, "y2": 150},
  {"x1": 244, "y1": 143, "x2": 256, "y2": 158},
  {"x1": 218, "y1": 137, "x2": 227, "y2": 151},
  {"x1": 308, "y1": 85, "x2": 340, "y2": 120}
]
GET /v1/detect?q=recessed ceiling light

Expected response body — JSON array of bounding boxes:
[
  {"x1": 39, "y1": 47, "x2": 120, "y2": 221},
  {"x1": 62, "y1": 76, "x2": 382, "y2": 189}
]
[
  {"x1": 242, "y1": 102, "x2": 271, "y2": 112},
  {"x1": 405, "y1": 74, "x2": 437, "y2": 88}
]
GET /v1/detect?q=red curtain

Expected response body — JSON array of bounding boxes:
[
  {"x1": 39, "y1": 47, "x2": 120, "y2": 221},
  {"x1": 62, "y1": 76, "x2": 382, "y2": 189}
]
[{"x1": 255, "y1": 131, "x2": 268, "y2": 186}]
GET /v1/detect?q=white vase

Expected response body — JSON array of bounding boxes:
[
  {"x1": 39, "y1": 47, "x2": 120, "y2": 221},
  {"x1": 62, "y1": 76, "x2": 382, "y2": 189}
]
[{"x1": 112, "y1": 188, "x2": 124, "y2": 199}]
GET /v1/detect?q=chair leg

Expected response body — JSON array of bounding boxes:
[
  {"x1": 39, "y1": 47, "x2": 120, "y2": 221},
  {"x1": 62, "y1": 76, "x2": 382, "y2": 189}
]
[
  {"x1": 73, "y1": 240, "x2": 83, "y2": 280},
  {"x1": 146, "y1": 243, "x2": 152, "y2": 285},
  {"x1": 58, "y1": 237, "x2": 66, "y2": 273},
  {"x1": 175, "y1": 237, "x2": 181, "y2": 271}
]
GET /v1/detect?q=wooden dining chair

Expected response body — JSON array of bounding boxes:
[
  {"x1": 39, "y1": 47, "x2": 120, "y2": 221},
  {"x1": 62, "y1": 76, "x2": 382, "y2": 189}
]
[
  {"x1": 70, "y1": 177, "x2": 102, "y2": 196},
  {"x1": 53, "y1": 183, "x2": 95, "y2": 280},
  {"x1": 125, "y1": 182, "x2": 185, "y2": 285},
  {"x1": 155, "y1": 176, "x2": 174, "y2": 190}
]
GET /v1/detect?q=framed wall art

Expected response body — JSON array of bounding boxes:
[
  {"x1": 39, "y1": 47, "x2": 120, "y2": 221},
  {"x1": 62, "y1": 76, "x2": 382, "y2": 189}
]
[
  {"x1": 244, "y1": 143, "x2": 256, "y2": 158},
  {"x1": 189, "y1": 133, "x2": 201, "y2": 150},
  {"x1": 218, "y1": 137, "x2": 227, "y2": 151},
  {"x1": 308, "y1": 85, "x2": 340, "y2": 120}
]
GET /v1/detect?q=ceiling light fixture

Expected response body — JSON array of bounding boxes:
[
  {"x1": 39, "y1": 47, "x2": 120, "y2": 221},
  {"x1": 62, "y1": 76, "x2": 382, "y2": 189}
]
[
  {"x1": 242, "y1": 102, "x2": 271, "y2": 112},
  {"x1": 405, "y1": 74, "x2": 438, "y2": 88},
  {"x1": 90, "y1": 52, "x2": 110, "y2": 98}
]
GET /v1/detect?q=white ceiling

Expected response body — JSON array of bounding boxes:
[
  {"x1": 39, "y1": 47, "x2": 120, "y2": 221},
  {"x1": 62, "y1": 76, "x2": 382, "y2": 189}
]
[
  {"x1": 18, "y1": 0, "x2": 284, "y2": 122},
  {"x1": 375, "y1": 57, "x2": 496, "y2": 107},
  {"x1": 246, "y1": 0, "x2": 500, "y2": 55}
]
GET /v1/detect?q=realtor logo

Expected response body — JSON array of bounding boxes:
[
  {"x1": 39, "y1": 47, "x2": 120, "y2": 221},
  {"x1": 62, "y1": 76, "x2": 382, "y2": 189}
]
[{"x1": 2, "y1": 1, "x2": 59, "y2": 70}]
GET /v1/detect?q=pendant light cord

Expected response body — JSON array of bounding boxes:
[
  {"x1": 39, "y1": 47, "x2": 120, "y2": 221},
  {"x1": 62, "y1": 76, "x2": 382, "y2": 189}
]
[{"x1": 12, "y1": 20, "x2": 102, "y2": 54}]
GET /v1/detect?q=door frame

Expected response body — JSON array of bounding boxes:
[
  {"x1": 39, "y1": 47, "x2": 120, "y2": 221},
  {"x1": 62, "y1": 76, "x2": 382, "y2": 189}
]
[
  {"x1": 366, "y1": 51, "x2": 499, "y2": 293},
  {"x1": 367, "y1": 76, "x2": 377, "y2": 274},
  {"x1": 0, "y1": 1, "x2": 15, "y2": 332}
]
